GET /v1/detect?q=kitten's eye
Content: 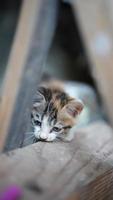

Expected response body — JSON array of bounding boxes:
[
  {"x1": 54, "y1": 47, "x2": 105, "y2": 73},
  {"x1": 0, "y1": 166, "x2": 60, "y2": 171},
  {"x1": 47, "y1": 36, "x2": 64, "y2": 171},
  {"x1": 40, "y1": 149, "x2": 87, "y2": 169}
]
[
  {"x1": 34, "y1": 120, "x2": 41, "y2": 126},
  {"x1": 52, "y1": 127, "x2": 61, "y2": 132}
]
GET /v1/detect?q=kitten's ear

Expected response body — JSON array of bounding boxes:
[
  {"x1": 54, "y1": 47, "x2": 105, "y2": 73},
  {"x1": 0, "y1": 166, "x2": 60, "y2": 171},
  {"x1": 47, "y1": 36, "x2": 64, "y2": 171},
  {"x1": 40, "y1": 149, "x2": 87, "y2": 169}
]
[
  {"x1": 65, "y1": 99, "x2": 84, "y2": 118},
  {"x1": 33, "y1": 87, "x2": 46, "y2": 107}
]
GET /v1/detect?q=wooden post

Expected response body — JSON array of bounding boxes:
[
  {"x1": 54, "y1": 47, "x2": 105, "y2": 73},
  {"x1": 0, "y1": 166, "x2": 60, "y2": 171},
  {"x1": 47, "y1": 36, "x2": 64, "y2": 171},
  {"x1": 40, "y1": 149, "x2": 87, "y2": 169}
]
[
  {"x1": 0, "y1": 0, "x2": 39, "y2": 151},
  {"x1": 71, "y1": 0, "x2": 113, "y2": 126},
  {"x1": 0, "y1": 0, "x2": 58, "y2": 151}
]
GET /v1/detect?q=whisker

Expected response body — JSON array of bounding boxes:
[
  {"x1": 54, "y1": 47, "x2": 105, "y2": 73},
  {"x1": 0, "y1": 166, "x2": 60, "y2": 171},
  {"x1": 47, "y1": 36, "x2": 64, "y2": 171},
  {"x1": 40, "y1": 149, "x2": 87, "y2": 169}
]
[
  {"x1": 24, "y1": 132, "x2": 34, "y2": 135},
  {"x1": 24, "y1": 135, "x2": 35, "y2": 141},
  {"x1": 33, "y1": 138, "x2": 38, "y2": 143}
]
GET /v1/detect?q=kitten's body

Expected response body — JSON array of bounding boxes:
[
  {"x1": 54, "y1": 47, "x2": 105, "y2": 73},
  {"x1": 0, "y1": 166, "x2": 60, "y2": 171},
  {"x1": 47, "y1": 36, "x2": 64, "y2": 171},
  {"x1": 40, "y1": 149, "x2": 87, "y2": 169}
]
[{"x1": 31, "y1": 80, "x2": 84, "y2": 142}]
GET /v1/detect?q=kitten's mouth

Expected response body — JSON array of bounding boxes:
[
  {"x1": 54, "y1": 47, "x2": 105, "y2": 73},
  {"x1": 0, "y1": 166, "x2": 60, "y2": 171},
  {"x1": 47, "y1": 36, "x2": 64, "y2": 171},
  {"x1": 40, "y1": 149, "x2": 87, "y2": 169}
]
[
  {"x1": 38, "y1": 138, "x2": 47, "y2": 142},
  {"x1": 34, "y1": 137, "x2": 47, "y2": 143}
]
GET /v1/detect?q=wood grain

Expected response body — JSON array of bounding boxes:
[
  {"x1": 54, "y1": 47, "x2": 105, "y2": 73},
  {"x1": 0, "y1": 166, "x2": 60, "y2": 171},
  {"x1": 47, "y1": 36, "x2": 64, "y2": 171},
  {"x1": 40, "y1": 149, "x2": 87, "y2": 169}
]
[
  {"x1": 68, "y1": 168, "x2": 113, "y2": 200},
  {"x1": 80, "y1": 168, "x2": 113, "y2": 200}
]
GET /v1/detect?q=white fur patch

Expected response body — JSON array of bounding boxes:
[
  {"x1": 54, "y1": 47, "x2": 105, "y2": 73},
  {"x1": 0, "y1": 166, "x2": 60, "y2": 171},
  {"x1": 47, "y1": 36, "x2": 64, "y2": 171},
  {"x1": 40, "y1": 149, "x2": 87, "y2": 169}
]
[
  {"x1": 34, "y1": 116, "x2": 57, "y2": 141},
  {"x1": 34, "y1": 126, "x2": 40, "y2": 138},
  {"x1": 40, "y1": 116, "x2": 50, "y2": 139}
]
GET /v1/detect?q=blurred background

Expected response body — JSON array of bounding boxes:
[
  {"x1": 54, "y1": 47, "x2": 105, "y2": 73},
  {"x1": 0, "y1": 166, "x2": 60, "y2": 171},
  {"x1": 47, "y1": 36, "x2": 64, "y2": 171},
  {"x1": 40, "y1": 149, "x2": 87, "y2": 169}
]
[
  {"x1": 0, "y1": 0, "x2": 95, "y2": 87},
  {"x1": 1, "y1": 0, "x2": 113, "y2": 151},
  {"x1": 0, "y1": 0, "x2": 21, "y2": 87}
]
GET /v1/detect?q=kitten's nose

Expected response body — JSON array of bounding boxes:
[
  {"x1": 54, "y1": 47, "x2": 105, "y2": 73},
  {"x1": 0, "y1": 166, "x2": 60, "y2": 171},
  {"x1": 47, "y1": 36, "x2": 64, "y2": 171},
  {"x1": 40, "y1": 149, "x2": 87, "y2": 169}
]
[{"x1": 39, "y1": 134, "x2": 47, "y2": 140}]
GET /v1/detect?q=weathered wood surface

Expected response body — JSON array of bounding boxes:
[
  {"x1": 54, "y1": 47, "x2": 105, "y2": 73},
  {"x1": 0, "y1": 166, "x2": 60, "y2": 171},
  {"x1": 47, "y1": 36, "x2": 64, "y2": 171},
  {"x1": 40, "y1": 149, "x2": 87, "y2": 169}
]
[
  {"x1": 0, "y1": 122, "x2": 113, "y2": 200},
  {"x1": 80, "y1": 168, "x2": 113, "y2": 200},
  {"x1": 71, "y1": 0, "x2": 113, "y2": 126},
  {"x1": 0, "y1": 0, "x2": 58, "y2": 151},
  {"x1": 68, "y1": 168, "x2": 113, "y2": 200}
]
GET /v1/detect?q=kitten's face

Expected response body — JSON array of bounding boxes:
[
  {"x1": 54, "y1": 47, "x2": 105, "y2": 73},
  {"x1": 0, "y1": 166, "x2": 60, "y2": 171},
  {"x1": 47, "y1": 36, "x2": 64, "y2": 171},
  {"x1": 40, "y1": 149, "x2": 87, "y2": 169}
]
[{"x1": 31, "y1": 87, "x2": 84, "y2": 142}]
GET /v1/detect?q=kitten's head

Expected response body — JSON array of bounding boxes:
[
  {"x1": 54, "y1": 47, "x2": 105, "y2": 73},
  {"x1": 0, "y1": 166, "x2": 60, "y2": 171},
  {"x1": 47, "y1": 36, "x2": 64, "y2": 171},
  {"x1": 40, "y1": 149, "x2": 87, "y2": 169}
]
[{"x1": 31, "y1": 87, "x2": 84, "y2": 142}]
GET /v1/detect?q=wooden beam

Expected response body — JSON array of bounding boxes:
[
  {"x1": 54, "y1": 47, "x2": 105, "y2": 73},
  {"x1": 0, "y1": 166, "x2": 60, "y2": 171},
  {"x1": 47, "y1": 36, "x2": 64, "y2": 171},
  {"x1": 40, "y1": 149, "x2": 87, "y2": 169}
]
[
  {"x1": 0, "y1": 0, "x2": 41, "y2": 150},
  {"x1": 71, "y1": 0, "x2": 113, "y2": 126},
  {"x1": 0, "y1": 122, "x2": 113, "y2": 200},
  {"x1": 0, "y1": 0, "x2": 58, "y2": 151}
]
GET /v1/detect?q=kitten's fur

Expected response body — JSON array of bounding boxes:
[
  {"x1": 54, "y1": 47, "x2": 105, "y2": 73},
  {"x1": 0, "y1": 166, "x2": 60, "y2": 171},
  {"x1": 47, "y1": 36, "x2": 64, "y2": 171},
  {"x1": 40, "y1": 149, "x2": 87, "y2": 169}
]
[{"x1": 31, "y1": 81, "x2": 84, "y2": 142}]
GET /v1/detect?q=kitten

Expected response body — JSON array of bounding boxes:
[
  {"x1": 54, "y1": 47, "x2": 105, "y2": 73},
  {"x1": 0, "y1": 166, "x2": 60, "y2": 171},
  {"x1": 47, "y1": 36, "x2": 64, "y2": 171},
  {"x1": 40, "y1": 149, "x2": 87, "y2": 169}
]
[{"x1": 31, "y1": 81, "x2": 84, "y2": 142}]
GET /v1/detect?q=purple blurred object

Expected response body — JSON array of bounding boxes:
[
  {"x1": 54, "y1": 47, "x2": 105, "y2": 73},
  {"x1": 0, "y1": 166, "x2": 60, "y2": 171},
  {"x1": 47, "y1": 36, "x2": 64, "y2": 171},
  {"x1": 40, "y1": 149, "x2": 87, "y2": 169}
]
[{"x1": 0, "y1": 185, "x2": 22, "y2": 200}]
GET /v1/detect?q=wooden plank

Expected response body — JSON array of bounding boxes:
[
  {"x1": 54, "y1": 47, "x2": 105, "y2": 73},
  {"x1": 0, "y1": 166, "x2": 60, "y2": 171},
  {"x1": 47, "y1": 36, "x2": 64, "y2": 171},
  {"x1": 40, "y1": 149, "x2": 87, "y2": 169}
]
[
  {"x1": 0, "y1": 122, "x2": 113, "y2": 200},
  {"x1": 71, "y1": 0, "x2": 113, "y2": 126},
  {"x1": 0, "y1": 0, "x2": 42, "y2": 151},
  {"x1": 0, "y1": 0, "x2": 58, "y2": 151}
]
